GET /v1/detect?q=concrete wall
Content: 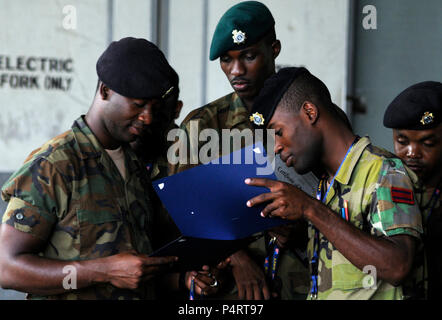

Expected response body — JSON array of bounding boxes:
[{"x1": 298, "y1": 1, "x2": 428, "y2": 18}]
[
  {"x1": 0, "y1": 0, "x2": 108, "y2": 172},
  {"x1": 0, "y1": 0, "x2": 349, "y2": 172}
]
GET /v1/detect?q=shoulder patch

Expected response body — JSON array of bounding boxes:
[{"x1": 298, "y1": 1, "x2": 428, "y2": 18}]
[{"x1": 391, "y1": 187, "x2": 415, "y2": 205}]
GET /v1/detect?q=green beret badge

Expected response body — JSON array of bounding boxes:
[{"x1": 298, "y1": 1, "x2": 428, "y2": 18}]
[
  {"x1": 250, "y1": 112, "x2": 264, "y2": 126},
  {"x1": 420, "y1": 111, "x2": 434, "y2": 125},
  {"x1": 232, "y1": 29, "x2": 247, "y2": 44}
]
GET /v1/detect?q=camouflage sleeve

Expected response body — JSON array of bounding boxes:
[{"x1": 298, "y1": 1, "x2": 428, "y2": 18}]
[
  {"x1": 169, "y1": 95, "x2": 234, "y2": 176},
  {"x1": 1, "y1": 157, "x2": 70, "y2": 241},
  {"x1": 369, "y1": 158, "x2": 423, "y2": 239}
]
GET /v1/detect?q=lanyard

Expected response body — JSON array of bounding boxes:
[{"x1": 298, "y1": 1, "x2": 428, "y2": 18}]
[
  {"x1": 189, "y1": 277, "x2": 195, "y2": 300},
  {"x1": 264, "y1": 236, "x2": 280, "y2": 281},
  {"x1": 309, "y1": 138, "x2": 358, "y2": 299}
]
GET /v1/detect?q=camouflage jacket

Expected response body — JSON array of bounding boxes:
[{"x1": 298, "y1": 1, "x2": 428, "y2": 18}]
[
  {"x1": 307, "y1": 136, "x2": 423, "y2": 300},
  {"x1": 170, "y1": 92, "x2": 251, "y2": 174},
  {"x1": 170, "y1": 92, "x2": 310, "y2": 299},
  {"x1": 1, "y1": 116, "x2": 156, "y2": 300},
  {"x1": 404, "y1": 181, "x2": 442, "y2": 299}
]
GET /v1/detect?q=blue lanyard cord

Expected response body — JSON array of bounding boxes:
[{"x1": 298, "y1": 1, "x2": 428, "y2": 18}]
[
  {"x1": 323, "y1": 138, "x2": 358, "y2": 203},
  {"x1": 271, "y1": 246, "x2": 280, "y2": 280},
  {"x1": 264, "y1": 237, "x2": 280, "y2": 280},
  {"x1": 309, "y1": 227, "x2": 320, "y2": 299},
  {"x1": 309, "y1": 138, "x2": 358, "y2": 299},
  {"x1": 189, "y1": 277, "x2": 195, "y2": 300},
  {"x1": 310, "y1": 178, "x2": 324, "y2": 299}
]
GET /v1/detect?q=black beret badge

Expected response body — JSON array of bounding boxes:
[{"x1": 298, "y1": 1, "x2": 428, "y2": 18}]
[
  {"x1": 420, "y1": 111, "x2": 435, "y2": 125},
  {"x1": 232, "y1": 29, "x2": 246, "y2": 44},
  {"x1": 162, "y1": 86, "x2": 175, "y2": 99},
  {"x1": 250, "y1": 112, "x2": 265, "y2": 126}
]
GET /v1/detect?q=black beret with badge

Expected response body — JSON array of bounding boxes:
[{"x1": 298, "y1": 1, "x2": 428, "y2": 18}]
[
  {"x1": 209, "y1": 1, "x2": 275, "y2": 61},
  {"x1": 383, "y1": 81, "x2": 442, "y2": 130},
  {"x1": 96, "y1": 37, "x2": 175, "y2": 100},
  {"x1": 250, "y1": 67, "x2": 310, "y2": 128}
]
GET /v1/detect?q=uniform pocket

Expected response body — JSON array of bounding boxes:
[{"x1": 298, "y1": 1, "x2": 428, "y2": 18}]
[
  {"x1": 76, "y1": 201, "x2": 127, "y2": 259},
  {"x1": 331, "y1": 250, "x2": 366, "y2": 290}
]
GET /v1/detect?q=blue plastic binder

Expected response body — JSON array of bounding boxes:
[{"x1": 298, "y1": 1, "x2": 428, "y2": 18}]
[{"x1": 153, "y1": 141, "x2": 288, "y2": 241}]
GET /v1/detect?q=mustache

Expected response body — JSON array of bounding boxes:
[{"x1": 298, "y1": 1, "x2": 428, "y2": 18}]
[
  {"x1": 230, "y1": 77, "x2": 250, "y2": 85},
  {"x1": 131, "y1": 120, "x2": 145, "y2": 129},
  {"x1": 404, "y1": 160, "x2": 425, "y2": 167}
]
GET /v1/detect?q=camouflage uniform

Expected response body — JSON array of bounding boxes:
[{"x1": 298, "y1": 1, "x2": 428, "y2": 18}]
[
  {"x1": 404, "y1": 182, "x2": 442, "y2": 299},
  {"x1": 170, "y1": 92, "x2": 310, "y2": 299},
  {"x1": 308, "y1": 136, "x2": 423, "y2": 300},
  {"x1": 1, "y1": 116, "x2": 157, "y2": 300},
  {"x1": 149, "y1": 156, "x2": 170, "y2": 181}
]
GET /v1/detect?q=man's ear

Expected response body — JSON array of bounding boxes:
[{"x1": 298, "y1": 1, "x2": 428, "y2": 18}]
[
  {"x1": 99, "y1": 82, "x2": 110, "y2": 100},
  {"x1": 272, "y1": 40, "x2": 281, "y2": 59},
  {"x1": 301, "y1": 101, "x2": 319, "y2": 124}
]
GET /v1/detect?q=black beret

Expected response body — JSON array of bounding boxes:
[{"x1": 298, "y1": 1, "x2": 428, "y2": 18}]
[
  {"x1": 209, "y1": 1, "x2": 275, "y2": 61},
  {"x1": 383, "y1": 81, "x2": 442, "y2": 130},
  {"x1": 96, "y1": 37, "x2": 175, "y2": 100},
  {"x1": 250, "y1": 67, "x2": 310, "y2": 128}
]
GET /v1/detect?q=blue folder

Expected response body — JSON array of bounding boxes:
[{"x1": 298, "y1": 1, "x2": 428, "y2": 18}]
[{"x1": 153, "y1": 141, "x2": 289, "y2": 241}]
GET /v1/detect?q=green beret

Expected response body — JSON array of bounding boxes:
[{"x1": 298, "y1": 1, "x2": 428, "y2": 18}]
[
  {"x1": 96, "y1": 37, "x2": 175, "y2": 100},
  {"x1": 383, "y1": 81, "x2": 442, "y2": 130},
  {"x1": 209, "y1": 1, "x2": 275, "y2": 61}
]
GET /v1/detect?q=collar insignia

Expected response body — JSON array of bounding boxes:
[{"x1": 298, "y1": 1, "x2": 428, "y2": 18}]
[{"x1": 249, "y1": 112, "x2": 265, "y2": 126}]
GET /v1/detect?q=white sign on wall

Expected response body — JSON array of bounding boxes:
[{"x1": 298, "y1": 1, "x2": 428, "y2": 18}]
[{"x1": 0, "y1": 0, "x2": 108, "y2": 172}]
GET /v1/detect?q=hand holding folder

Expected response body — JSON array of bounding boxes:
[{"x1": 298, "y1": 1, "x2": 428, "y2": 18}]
[{"x1": 151, "y1": 142, "x2": 289, "y2": 270}]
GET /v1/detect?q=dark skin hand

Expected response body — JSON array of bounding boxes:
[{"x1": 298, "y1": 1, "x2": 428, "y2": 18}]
[
  {"x1": 267, "y1": 222, "x2": 308, "y2": 250},
  {"x1": 229, "y1": 250, "x2": 270, "y2": 300},
  {"x1": 0, "y1": 223, "x2": 231, "y2": 297},
  {"x1": 184, "y1": 260, "x2": 231, "y2": 296},
  {"x1": 0, "y1": 224, "x2": 178, "y2": 295},
  {"x1": 245, "y1": 178, "x2": 417, "y2": 286}
]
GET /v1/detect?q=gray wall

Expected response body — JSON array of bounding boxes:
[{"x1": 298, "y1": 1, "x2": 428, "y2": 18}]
[
  {"x1": 0, "y1": 0, "x2": 350, "y2": 173},
  {"x1": 351, "y1": 0, "x2": 442, "y2": 151},
  {"x1": 0, "y1": 174, "x2": 8, "y2": 220}
]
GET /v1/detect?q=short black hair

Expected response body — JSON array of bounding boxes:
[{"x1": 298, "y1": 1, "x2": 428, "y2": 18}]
[
  {"x1": 279, "y1": 73, "x2": 352, "y2": 130},
  {"x1": 279, "y1": 73, "x2": 332, "y2": 113}
]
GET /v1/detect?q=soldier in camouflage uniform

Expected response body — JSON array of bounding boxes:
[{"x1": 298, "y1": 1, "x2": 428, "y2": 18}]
[
  {"x1": 383, "y1": 81, "x2": 442, "y2": 299},
  {"x1": 246, "y1": 67, "x2": 423, "y2": 299},
  {"x1": 170, "y1": 1, "x2": 310, "y2": 300},
  {"x1": 0, "y1": 38, "x2": 218, "y2": 299}
]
